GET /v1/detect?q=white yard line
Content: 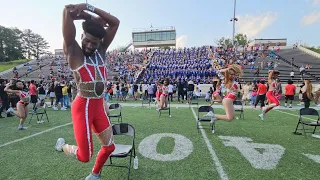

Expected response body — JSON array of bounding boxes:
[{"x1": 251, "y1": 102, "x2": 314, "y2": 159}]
[
  {"x1": 0, "y1": 109, "x2": 118, "y2": 148},
  {"x1": 274, "y1": 110, "x2": 318, "y2": 122},
  {"x1": 0, "y1": 122, "x2": 72, "y2": 148},
  {"x1": 191, "y1": 108, "x2": 229, "y2": 180},
  {"x1": 311, "y1": 134, "x2": 320, "y2": 139}
]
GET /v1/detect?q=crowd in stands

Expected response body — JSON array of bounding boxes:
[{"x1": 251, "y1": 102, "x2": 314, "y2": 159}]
[
  {"x1": 107, "y1": 44, "x2": 283, "y2": 86},
  {"x1": 142, "y1": 47, "x2": 214, "y2": 84},
  {"x1": 106, "y1": 50, "x2": 147, "y2": 84}
]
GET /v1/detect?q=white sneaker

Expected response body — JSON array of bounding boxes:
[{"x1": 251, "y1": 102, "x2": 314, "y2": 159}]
[
  {"x1": 204, "y1": 111, "x2": 214, "y2": 117},
  {"x1": 6, "y1": 108, "x2": 14, "y2": 113},
  {"x1": 85, "y1": 173, "x2": 101, "y2": 180},
  {"x1": 53, "y1": 106, "x2": 58, "y2": 110},
  {"x1": 258, "y1": 114, "x2": 264, "y2": 120},
  {"x1": 55, "y1": 138, "x2": 65, "y2": 152},
  {"x1": 209, "y1": 113, "x2": 216, "y2": 125},
  {"x1": 17, "y1": 125, "x2": 26, "y2": 130},
  {"x1": 317, "y1": 104, "x2": 320, "y2": 107},
  {"x1": 37, "y1": 120, "x2": 44, "y2": 124}
]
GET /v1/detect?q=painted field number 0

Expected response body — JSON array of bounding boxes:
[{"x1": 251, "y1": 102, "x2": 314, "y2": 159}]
[{"x1": 138, "y1": 133, "x2": 194, "y2": 161}]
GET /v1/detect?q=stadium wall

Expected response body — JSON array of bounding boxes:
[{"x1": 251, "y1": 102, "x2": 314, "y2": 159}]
[{"x1": 111, "y1": 84, "x2": 318, "y2": 96}]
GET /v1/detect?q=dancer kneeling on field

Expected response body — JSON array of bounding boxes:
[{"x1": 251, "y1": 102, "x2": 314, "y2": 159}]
[
  {"x1": 157, "y1": 78, "x2": 169, "y2": 111},
  {"x1": 55, "y1": 3, "x2": 120, "y2": 180},
  {"x1": 209, "y1": 64, "x2": 243, "y2": 122},
  {"x1": 5, "y1": 80, "x2": 30, "y2": 130}
]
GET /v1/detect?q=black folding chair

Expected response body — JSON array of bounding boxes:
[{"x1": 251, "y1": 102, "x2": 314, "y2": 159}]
[
  {"x1": 190, "y1": 95, "x2": 199, "y2": 108},
  {"x1": 233, "y1": 100, "x2": 244, "y2": 120},
  {"x1": 108, "y1": 103, "x2": 122, "y2": 123},
  {"x1": 197, "y1": 106, "x2": 215, "y2": 133},
  {"x1": 29, "y1": 103, "x2": 49, "y2": 124},
  {"x1": 294, "y1": 108, "x2": 320, "y2": 137},
  {"x1": 141, "y1": 96, "x2": 150, "y2": 109},
  {"x1": 104, "y1": 123, "x2": 136, "y2": 180},
  {"x1": 158, "y1": 99, "x2": 171, "y2": 118}
]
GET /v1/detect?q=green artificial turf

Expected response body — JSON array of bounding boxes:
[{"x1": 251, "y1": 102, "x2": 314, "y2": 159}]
[
  {"x1": 0, "y1": 59, "x2": 31, "y2": 72},
  {"x1": 0, "y1": 105, "x2": 319, "y2": 180}
]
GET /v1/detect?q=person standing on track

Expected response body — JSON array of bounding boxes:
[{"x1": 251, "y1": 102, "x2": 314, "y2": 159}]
[
  {"x1": 284, "y1": 80, "x2": 296, "y2": 108},
  {"x1": 254, "y1": 79, "x2": 267, "y2": 110}
]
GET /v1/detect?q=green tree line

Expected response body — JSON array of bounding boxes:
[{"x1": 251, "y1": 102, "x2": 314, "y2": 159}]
[
  {"x1": 0, "y1": 25, "x2": 50, "y2": 62},
  {"x1": 305, "y1": 46, "x2": 320, "y2": 54},
  {"x1": 215, "y1": 33, "x2": 251, "y2": 48}
]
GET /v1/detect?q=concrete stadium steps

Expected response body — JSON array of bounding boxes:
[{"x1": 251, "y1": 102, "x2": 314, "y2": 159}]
[
  {"x1": 276, "y1": 49, "x2": 320, "y2": 81},
  {"x1": 278, "y1": 49, "x2": 320, "y2": 66},
  {"x1": 5, "y1": 63, "x2": 38, "y2": 78},
  {"x1": 241, "y1": 56, "x2": 303, "y2": 83}
]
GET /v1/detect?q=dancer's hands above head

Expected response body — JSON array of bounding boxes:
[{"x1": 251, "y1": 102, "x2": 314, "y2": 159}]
[
  {"x1": 94, "y1": 17, "x2": 109, "y2": 28},
  {"x1": 65, "y1": 3, "x2": 87, "y2": 16}
]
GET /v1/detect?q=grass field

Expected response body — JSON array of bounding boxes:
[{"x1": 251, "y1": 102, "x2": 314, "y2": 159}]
[
  {"x1": 0, "y1": 103, "x2": 320, "y2": 180},
  {"x1": 0, "y1": 59, "x2": 31, "y2": 72}
]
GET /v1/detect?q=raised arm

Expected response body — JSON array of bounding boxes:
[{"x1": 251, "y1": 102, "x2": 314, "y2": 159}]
[
  {"x1": 62, "y1": 7, "x2": 77, "y2": 52},
  {"x1": 4, "y1": 83, "x2": 20, "y2": 94},
  {"x1": 93, "y1": 8, "x2": 120, "y2": 50},
  {"x1": 66, "y1": 3, "x2": 120, "y2": 51},
  {"x1": 218, "y1": 67, "x2": 231, "y2": 74}
]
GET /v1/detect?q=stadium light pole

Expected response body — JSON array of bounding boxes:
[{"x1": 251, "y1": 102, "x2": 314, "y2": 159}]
[{"x1": 230, "y1": 0, "x2": 238, "y2": 49}]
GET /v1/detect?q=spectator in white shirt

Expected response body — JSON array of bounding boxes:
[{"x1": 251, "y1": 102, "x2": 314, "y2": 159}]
[
  {"x1": 290, "y1": 71, "x2": 294, "y2": 79},
  {"x1": 300, "y1": 65, "x2": 305, "y2": 78},
  {"x1": 147, "y1": 83, "x2": 154, "y2": 102},
  {"x1": 168, "y1": 83, "x2": 174, "y2": 102}
]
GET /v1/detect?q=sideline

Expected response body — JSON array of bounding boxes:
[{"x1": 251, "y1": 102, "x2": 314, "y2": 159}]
[
  {"x1": 274, "y1": 110, "x2": 318, "y2": 122},
  {"x1": 0, "y1": 108, "x2": 118, "y2": 148},
  {"x1": 191, "y1": 108, "x2": 229, "y2": 180},
  {"x1": 0, "y1": 122, "x2": 72, "y2": 148}
]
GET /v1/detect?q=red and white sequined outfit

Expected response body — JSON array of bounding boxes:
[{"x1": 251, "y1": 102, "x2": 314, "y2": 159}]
[{"x1": 71, "y1": 51, "x2": 114, "y2": 174}]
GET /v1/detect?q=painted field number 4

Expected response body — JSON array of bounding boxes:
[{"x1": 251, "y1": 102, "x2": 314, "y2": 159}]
[{"x1": 219, "y1": 136, "x2": 285, "y2": 170}]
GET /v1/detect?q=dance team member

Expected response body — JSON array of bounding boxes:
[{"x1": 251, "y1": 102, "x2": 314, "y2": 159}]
[
  {"x1": 5, "y1": 80, "x2": 29, "y2": 130},
  {"x1": 209, "y1": 79, "x2": 222, "y2": 106},
  {"x1": 258, "y1": 70, "x2": 280, "y2": 120},
  {"x1": 55, "y1": 3, "x2": 120, "y2": 180},
  {"x1": 157, "y1": 78, "x2": 169, "y2": 111},
  {"x1": 209, "y1": 64, "x2": 243, "y2": 122}
]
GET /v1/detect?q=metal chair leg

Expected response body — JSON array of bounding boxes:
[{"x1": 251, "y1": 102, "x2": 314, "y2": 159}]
[
  {"x1": 28, "y1": 114, "x2": 33, "y2": 124},
  {"x1": 294, "y1": 122, "x2": 301, "y2": 133},
  {"x1": 302, "y1": 124, "x2": 307, "y2": 138},
  {"x1": 127, "y1": 151, "x2": 133, "y2": 180}
]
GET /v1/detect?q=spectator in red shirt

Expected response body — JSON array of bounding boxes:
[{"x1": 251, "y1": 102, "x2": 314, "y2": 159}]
[
  {"x1": 254, "y1": 79, "x2": 267, "y2": 109},
  {"x1": 284, "y1": 80, "x2": 296, "y2": 108},
  {"x1": 29, "y1": 80, "x2": 38, "y2": 111}
]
